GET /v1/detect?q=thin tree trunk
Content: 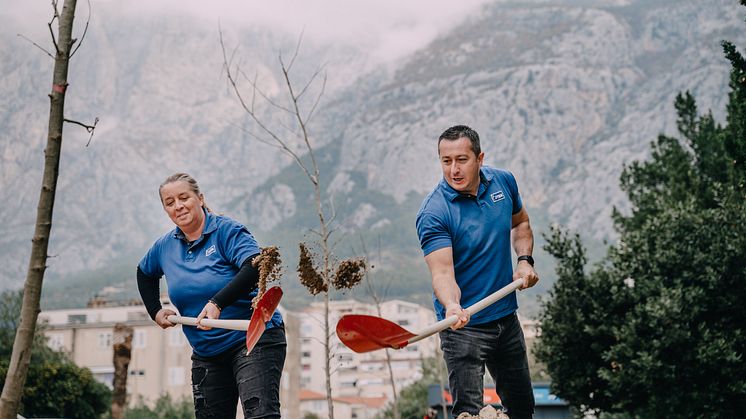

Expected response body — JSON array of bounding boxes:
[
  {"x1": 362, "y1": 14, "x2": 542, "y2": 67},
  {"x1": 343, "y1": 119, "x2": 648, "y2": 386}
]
[
  {"x1": 0, "y1": 1, "x2": 77, "y2": 417},
  {"x1": 324, "y1": 291, "x2": 334, "y2": 419},
  {"x1": 111, "y1": 324, "x2": 134, "y2": 419},
  {"x1": 308, "y1": 164, "x2": 334, "y2": 419},
  {"x1": 383, "y1": 344, "x2": 399, "y2": 418},
  {"x1": 436, "y1": 347, "x2": 449, "y2": 419},
  {"x1": 361, "y1": 238, "x2": 399, "y2": 419}
]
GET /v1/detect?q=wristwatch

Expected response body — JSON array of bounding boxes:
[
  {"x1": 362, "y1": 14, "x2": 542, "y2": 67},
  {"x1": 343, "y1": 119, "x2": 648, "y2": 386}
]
[{"x1": 517, "y1": 255, "x2": 534, "y2": 266}]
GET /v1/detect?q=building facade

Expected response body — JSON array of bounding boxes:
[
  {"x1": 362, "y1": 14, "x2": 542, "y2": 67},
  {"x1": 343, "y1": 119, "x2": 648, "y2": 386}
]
[
  {"x1": 40, "y1": 295, "x2": 545, "y2": 418},
  {"x1": 298, "y1": 299, "x2": 439, "y2": 408},
  {"x1": 38, "y1": 296, "x2": 300, "y2": 418}
]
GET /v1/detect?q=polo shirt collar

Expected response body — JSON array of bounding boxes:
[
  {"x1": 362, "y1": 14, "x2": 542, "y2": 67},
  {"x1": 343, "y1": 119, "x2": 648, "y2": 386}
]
[
  {"x1": 172, "y1": 208, "x2": 218, "y2": 241},
  {"x1": 439, "y1": 167, "x2": 494, "y2": 201}
]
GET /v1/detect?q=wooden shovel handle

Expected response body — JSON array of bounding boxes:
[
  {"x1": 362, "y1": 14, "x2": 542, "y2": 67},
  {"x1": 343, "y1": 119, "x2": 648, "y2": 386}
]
[
  {"x1": 167, "y1": 315, "x2": 249, "y2": 331},
  {"x1": 407, "y1": 278, "x2": 524, "y2": 345}
]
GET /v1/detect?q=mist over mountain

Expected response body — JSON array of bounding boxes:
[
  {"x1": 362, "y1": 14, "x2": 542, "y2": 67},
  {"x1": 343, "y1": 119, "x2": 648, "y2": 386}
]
[{"x1": 1, "y1": 0, "x2": 743, "y2": 312}]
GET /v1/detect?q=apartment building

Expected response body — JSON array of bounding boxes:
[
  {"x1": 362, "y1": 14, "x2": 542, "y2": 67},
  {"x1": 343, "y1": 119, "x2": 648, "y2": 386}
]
[
  {"x1": 38, "y1": 296, "x2": 300, "y2": 418},
  {"x1": 298, "y1": 298, "x2": 439, "y2": 411}
]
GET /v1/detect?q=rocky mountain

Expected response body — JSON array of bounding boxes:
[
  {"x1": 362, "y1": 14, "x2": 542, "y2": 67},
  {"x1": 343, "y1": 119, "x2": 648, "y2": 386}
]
[{"x1": 1, "y1": 0, "x2": 744, "y2": 311}]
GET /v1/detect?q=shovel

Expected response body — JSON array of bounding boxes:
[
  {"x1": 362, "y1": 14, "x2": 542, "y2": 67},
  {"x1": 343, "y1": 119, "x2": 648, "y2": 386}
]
[
  {"x1": 168, "y1": 286, "x2": 283, "y2": 354},
  {"x1": 336, "y1": 278, "x2": 523, "y2": 353}
]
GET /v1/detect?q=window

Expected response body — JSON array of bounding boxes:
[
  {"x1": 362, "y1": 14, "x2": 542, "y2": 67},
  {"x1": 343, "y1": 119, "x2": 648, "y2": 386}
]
[
  {"x1": 168, "y1": 367, "x2": 185, "y2": 386},
  {"x1": 133, "y1": 330, "x2": 147, "y2": 349},
  {"x1": 127, "y1": 311, "x2": 149, "y2": 321},
  {"x1": 397, "y1": 319, "x2": 410, "y2": 326},
  {"x1": 397, "y1": 305, "x2": 416, "y2": 314},
  {"x1": 129, "y1": 369, "x2": 146, "y2": 376},
  {"x1": 98, "y1": 332, "x2": 112, "y2": 348},
  {"x1": 360, "y1": 362, "x2": 383, "y2": 372},
  {"x1": 68, "y1": 314, "x2": 86, "y2": 324},
  {"x1": 340, "y1": 380, "x2": 357, "y2": 388},
  {"x1": 337, "y1": 353, "x2": 354, "y2": 362},
  {"x1": 302, "y1": 351, "x2": 311, "y2": 358}
]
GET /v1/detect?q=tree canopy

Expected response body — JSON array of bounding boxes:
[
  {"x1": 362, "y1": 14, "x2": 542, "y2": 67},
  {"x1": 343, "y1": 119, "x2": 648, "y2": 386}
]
[{"x1": 535, "y1": 4, "x2": 746, "y2": 417}]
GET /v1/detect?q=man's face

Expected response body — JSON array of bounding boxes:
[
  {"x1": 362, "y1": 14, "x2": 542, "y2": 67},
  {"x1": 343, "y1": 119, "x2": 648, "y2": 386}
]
[{"x1": 438, "y1": 136, "x2": 484, "y2": 195}]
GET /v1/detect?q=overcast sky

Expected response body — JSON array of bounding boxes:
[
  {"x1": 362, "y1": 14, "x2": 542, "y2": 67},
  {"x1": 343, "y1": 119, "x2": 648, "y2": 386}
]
[{"x1": 6, "y1": 0, "x2": 493, "y2": 63}]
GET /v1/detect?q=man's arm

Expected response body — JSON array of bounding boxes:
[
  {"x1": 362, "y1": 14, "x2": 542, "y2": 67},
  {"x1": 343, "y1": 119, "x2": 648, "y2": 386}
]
[
  {"x1": 424, "y1": 247, "x2": 470, "y2": 329},
  {"x1": 511, "y1": 207, "x2": 539, "y2": 289}
]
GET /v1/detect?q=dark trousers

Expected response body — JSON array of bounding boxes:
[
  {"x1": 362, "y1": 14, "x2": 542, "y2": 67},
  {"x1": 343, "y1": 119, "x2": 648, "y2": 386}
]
[
  {"x1": 439, "y1": 312, "x2": 535, "y2": 418},
  {"x1": 191, "y1": 327, "x2": 286, "y2": 419}
]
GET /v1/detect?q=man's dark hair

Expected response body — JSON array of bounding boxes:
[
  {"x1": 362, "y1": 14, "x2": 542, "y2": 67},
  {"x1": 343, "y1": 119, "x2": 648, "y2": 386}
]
[{"x1": 438, "y1": 125, "x2": 481, "y2": 156}]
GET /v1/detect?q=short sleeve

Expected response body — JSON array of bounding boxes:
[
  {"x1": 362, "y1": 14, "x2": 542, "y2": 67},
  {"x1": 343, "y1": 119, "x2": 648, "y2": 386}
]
[
  {"x1": 504, "y1": 171, "x2": 523, "y2": 214},
  {"x1": 416, "y1": 211, "x2": 452, "y2": 257},
  {"x1": 138, "y1": 240, "x2": 164, "y2": 278},
  {"x1": 220, "y1": 221, "x2": 261, "y2": 267}
]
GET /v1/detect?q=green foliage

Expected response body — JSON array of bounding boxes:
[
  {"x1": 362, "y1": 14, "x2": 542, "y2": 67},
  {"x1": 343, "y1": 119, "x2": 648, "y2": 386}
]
[
  {"x1": 537, "y1": 13, "x2": 746, "y2": 418},
  {"x1": 124, "y1": 394, "x2": 194, "y2": 419},
  {"x1": 0, "y1": 290, "x2": 112, "y2": 419},
  {"x1": 378, "y1": 357, "x2": 444, "y2": 419}
]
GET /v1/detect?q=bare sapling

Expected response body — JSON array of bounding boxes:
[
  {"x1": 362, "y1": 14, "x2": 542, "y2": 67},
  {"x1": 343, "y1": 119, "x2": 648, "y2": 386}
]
[{"x1": 220, "y1": 29, "x2": 366, "y2": 419}]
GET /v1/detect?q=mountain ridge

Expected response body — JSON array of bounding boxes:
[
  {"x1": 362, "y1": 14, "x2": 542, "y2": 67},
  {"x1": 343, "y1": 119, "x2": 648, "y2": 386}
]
[{"x1": 1, "y1": 1, "x2": 744, "y2": 314}]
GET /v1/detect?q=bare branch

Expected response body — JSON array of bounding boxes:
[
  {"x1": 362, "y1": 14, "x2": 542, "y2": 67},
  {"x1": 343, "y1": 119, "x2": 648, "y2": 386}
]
[
  {"x1": 285, "y1": 29, "x2": 305, "y2": 74},
  {"x1": 280, "y1": 56, "x2": 321, "y2": 183},
  {"x1": 70, "y1": 0, "x2": 92, "y2": 58},
  {"x1": 64, "y1": 117, "x2": 99, "y2": 147},
  {"x1": 236, "y1": 67, "x2": 295, "y2": 115},
  {"x1": 218, "y1": 27, "x2": 317, "y2": 183},
  {"x1": 49, "y1": 0, "x2": 60, "y2": 53},
  {"x1": 227, "y1": 120, "x2": 286, "y2": 151},
  {"x1": 296, "y1": 64, "x2": 325, "y2": 101},
  {"x1": 308, "y1": 227, "x2": 323, "y2": 238},
  {"x1": 47, "y1": 23, "x2": 59, "y2": 54},
  {"x1": 327, "y1": 195, "x2": 337, "y2": 225},
  {"x1": 306, "y1": 71, "x2": 328, "y2": 125},
  {"x1": 16, "y1": 34, "x2": 54, "y2": 59}
]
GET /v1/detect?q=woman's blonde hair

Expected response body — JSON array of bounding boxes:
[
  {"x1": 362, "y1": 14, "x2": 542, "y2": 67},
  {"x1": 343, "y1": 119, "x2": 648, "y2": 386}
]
[{"x1": 159, "y1": 173, "x2": 212, "y2": 212}]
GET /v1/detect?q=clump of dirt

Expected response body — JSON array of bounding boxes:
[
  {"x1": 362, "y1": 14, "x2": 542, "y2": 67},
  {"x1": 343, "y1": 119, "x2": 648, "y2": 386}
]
[
  {"x1": 298, "y1": 242, "x2": 327, "y2": 295},
  {"x1": 455, "y1": 406, "x2": 508, "y2": 419},
  {"x1": 332, "y1": 257, "x2": 366, "y2": 290},
  {"x1": 252, "y1": 246, "x2": 282, "y2": 308}
]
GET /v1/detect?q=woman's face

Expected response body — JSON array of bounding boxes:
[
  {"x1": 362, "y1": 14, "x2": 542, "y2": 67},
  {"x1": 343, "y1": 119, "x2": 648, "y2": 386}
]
[{"x1": 159, "y1": 181, "x2": 205, "y2": 231}]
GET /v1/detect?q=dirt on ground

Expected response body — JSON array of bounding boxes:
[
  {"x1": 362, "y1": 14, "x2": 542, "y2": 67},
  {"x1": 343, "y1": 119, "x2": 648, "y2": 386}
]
[
  {"x1": 298, "y1": 242, "x2": 327, "y2": 295},
  {"x1": 455, "y1": 405, "x2": 509, "y2": 419},
  {"x1": 332, "y1": 257, "x2": 366, "y2": 290}
]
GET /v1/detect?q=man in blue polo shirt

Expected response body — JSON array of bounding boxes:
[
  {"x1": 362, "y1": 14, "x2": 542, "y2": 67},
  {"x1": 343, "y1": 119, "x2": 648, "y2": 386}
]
[{"x1": 416, "y1": 125, "x2": 538, "y2": 418}]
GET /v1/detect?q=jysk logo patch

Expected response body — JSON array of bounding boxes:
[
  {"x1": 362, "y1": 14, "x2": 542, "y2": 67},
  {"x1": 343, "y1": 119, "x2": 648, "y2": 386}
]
[
  {"x1": 205, "y1": 245, "x2": 216, "y2": 257},
  {"x1": 491, "y1": 191, "x2": 505, "y2": 202}
]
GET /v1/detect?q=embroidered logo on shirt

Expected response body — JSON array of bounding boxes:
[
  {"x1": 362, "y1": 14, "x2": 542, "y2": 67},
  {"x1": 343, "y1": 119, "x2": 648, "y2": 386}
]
[
  {"x1": 205, "y1": 245, "x2": 216, "y2": 257},
  {"x1": 491, "y1": 191, "x2": 505, "y2": 202}
]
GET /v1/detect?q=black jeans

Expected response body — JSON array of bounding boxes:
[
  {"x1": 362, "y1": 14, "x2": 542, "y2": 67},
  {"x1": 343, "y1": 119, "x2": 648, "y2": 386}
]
[
  {"x1": 191, "y1": 327, "x2": 286, "y2": 419},
  {"x1": 439, "y1": 312, "x2": 534, "y2": 418}
]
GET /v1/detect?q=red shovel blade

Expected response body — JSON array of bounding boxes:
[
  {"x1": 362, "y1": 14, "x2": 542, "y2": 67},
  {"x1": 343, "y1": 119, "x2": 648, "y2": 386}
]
[
  {"x1": 246, "y1": 286, "x2": 283, "y2": 354},
  {"x1": 336, "y1": 314, "x2": 416, "y2": 353}
]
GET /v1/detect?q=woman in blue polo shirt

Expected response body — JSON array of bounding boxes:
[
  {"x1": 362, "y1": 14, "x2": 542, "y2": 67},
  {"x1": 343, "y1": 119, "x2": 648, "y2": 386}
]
[{"x1": 136, "y1": 173, "x2": 285, "y2": 419}]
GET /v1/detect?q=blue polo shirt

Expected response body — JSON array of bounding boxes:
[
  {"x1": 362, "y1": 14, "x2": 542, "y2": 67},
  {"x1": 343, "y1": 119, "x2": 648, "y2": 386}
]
[
  {"x1": 416, "y1": 166, "x2": 522, "y2": 324},
  {"x1": 139, "y1": 210, "x2": 283, "y2": 357}
]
